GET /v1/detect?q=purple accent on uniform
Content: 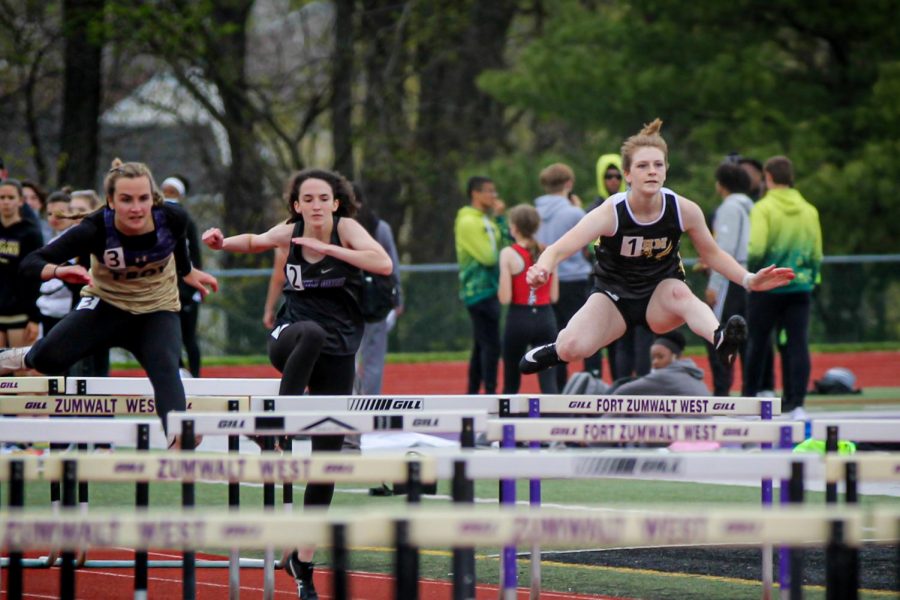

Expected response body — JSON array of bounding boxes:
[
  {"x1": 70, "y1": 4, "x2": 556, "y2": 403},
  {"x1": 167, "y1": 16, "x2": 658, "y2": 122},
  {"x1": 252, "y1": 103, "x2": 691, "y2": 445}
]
[
  {"x1": 103, "y1": 207, "x2": 176, "y2": 265},
  {"x1": 501, "y1": 424, "x2": 517, "y2": 591}
]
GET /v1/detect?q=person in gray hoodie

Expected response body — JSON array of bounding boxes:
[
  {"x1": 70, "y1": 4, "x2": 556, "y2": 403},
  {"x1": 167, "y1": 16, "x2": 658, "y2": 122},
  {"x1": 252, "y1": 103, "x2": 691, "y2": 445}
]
[
  {"x1": 612, "y1": 330, "x2": 709, "y2": 396},
  {"x1": 534, "y1": 163, "x2": 599, "y2": 389},
  {"x1": 704, "y1": 162, "x2": 755, "y2": 396}
]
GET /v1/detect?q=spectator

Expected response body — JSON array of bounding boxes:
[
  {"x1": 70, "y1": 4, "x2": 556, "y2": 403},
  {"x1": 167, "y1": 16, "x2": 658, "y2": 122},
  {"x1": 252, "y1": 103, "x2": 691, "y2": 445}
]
[
  {"x1": 161, "y1": 175, "x2": 203, "y2": 378},
  {"x1": 743, "y1": 156, "x2": 822, "y2": 418},
  {"x1": 35, "y1": 191, "x2": 76, "y2": 336},
  {"x1": 520, "y1": 119, "x2": 795, "y2": 379},
  {"x1": 498, "y1": 204, "x2": 559, "y2": 394},
  {"x1": 612, "y1": 330, "x2": 710, "y2": 396},
  {"x1": 738, "y1": 157, "x2": 766, "y2": 201},
  {"x1": 0, "y1": 179, "x2": 43, "y2": 354},
  {"x1": 67, "y1": 189, "x2": 110, "y2": 377},
  {"x1": 353, "y1": 183, "x2": 403, "y2": 395},
  {"x1": 534, "y1": 163, "x2": 600, "y2": 388},
  {"x1": 704, "y1": 162, "x2": 754, "y2": 396},
  {"x1": 455, "y1": 176, "x2": 505, "y2": 394},
  {"x1": 21, "y1": 180, "x2": 50, "y2": 242},
  {"x1": 591, "y1": 153, "x2": 654, "y2": 381}
]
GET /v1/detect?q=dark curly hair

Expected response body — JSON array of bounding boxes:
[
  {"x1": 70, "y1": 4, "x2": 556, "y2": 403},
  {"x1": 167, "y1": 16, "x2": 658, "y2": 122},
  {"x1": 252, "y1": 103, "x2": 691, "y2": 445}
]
[{"x1": 284, "y1": 168, "x2": 356, "y2": 222}]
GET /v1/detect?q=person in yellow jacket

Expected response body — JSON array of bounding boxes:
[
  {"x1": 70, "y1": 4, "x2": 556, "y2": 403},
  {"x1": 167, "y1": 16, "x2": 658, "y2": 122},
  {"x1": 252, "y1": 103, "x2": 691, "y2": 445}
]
[
  {"x1": 454, "y1": 176, "x2": 507, "y2": 394},
  {"x1": 742, "y1": 156, "x2": 823, "y2": 418}
]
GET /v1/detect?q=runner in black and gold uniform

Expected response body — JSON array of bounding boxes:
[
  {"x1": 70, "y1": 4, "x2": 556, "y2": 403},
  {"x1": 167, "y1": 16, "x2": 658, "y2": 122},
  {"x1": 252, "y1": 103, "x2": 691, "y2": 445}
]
[
  {"x1": 202, "y1": 168, "x2": 391, "y2": 600},
  {"x1": 520, "y1": 119, "x2": 796, "y2": 376},
  {"x1": 0, "y1": 160, "x2": 218, "y2": 439}
]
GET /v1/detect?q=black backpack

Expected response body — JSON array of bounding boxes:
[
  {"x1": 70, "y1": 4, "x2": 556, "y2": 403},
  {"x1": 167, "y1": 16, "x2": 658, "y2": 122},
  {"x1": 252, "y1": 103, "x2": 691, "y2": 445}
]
[{"x1": 360, "y1": 272, "x2": 398, "y2": 323}]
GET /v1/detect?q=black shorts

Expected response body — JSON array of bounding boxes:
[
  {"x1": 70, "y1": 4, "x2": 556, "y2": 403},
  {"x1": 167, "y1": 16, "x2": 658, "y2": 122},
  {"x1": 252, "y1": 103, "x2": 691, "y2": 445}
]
[
  {"x1": 593, "y1": 288, "x2": 651, "y2": 329},
  {"x1": 0, "y1": 315, "x2": 30, "y2": 332}
]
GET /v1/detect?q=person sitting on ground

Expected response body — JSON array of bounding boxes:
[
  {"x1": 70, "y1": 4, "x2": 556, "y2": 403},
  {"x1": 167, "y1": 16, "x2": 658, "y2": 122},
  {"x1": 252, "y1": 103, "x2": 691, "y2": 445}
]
[{"x1": 611, "y1": 330, "x2": 710, "y2": 396}]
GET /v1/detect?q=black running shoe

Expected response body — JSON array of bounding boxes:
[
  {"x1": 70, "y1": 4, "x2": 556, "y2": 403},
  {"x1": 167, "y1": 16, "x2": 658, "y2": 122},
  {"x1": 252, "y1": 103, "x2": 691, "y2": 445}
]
[
  {"x1": 284, "y1": 552, "x2": 318, "y2": 600},
  {"x1": 714, "y1": 315, "x2": 747, "y2": 366},
  {"x1": 519, "y1": 343, "x2": 566, "y2": 375}
]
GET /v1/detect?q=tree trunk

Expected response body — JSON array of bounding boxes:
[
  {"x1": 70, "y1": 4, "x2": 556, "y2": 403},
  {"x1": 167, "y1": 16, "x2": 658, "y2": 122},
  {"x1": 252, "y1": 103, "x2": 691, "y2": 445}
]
[
  {"x1": 58, "y1": 0, "x2": 104, "y2": 189},
  {"x1": 409, "y1": 0, "x2": 518, "y2": 262},
  {"x1": 359, "y1": 0, "x2": 409, "y2": 232},
  {"x1": 332, "y1": 0, "x2": 355, "y2": 178},
  {"x1": 207, "y1": 1, "x2": 268, "y2": 268}
]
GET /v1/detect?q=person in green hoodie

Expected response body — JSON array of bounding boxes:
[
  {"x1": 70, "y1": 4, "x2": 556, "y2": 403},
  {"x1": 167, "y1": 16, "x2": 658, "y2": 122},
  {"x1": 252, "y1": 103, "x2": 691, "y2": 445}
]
[
  {"x1": 455, "y1": 176, "x2": 507, "y2": 394},
  {"x1": 742, "y1": 156, "x2": 822, "y2": 417}
]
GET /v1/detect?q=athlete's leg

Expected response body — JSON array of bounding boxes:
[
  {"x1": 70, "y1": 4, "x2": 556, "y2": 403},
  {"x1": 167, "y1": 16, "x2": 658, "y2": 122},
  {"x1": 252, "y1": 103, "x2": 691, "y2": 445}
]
[
  {"x1": 646, "y1": 279, "x2": 718, "y2": 340},
  {"x1": 27, "y1": 300, "x2": 121, "y2": 374},
  {"x1": 557, "y1": 293, "x2": 627, "y2": 362},
  {"x1": 267, "y1": 321, "x2": 327, "y2": 395},
  {"x1": 179, "y1": 301, "x2": 201, "y2": 377},
  {"x1": 127, "y1": 311, "x2": 184, "y2": 433},
  {"x1": 294, "y1": 353, "x2": 355, "y2": 567}
]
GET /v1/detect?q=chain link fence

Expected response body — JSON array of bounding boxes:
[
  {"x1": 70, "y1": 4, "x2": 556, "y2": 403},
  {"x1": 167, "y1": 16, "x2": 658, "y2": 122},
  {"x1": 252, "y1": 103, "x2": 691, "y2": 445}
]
[{"x1": 195, "y1": 256, "x2": 900, "y2": 358}]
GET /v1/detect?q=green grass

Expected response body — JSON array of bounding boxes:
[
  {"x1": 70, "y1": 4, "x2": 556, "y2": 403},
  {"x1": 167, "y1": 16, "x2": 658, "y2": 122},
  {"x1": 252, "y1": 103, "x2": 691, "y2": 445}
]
[{"x1": 10, "y1": 476, "x2": 899, "y2": 599}]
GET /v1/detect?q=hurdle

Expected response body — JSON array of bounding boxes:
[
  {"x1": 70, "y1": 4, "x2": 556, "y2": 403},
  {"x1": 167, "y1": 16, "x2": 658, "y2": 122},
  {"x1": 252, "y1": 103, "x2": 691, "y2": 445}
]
[
  {"x1": 167, "y1": 409, "x2": 487, "y2": 600},
  {"x1": 0, "y1": 503, "x2": 877, "y2": 600},
  {"x1": 485, "y1": 418, "x2": 805, "y2": 444},
  {"x1": 0, "y1": 376, "x2": 64, "y2": 394}
]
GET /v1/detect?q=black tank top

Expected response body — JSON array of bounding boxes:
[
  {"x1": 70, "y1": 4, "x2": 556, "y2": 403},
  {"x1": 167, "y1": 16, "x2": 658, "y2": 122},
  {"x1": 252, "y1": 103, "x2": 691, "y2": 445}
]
[
  {"x1": 592, "y1": 190, "x2": 686, "y2": 298},
  {"x1": 276, "y1": 215, "x2": 364, "y2": 355}
]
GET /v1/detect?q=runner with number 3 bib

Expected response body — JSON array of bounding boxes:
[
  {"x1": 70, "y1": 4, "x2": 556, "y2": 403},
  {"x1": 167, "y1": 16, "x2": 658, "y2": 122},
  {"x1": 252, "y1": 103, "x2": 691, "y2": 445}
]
[
  {"x1": 0, "y1": 159, "x2": 219, "y2": 446},
  {"x1": 520, "y1": 120, "x2": 795, "y2": 377}
]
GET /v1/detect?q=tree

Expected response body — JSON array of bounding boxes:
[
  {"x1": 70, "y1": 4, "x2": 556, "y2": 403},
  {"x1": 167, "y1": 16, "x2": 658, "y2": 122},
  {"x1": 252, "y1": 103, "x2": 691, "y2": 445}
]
[{"x1": 58, "y1": 0, "x2": 105, "y2": 190}]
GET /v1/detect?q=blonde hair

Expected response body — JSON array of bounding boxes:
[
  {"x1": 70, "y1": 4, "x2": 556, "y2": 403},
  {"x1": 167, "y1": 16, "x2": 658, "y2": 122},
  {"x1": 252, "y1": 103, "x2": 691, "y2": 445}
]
[
  {"x1": 103, "y1": 158, "x2": 164, "y2": 206},
  {"x1": 621, "y1": 118, "x2": 668, "y2": 173},
  {"x1": 70, "y1": 189, "x2": 102, "y2": 210},
  {"x1": 508, "y1": 204, "x2": 543, "y2": 262},
  {"x1": 538, "y1": 163, "x2": 574, "y2": 193}
]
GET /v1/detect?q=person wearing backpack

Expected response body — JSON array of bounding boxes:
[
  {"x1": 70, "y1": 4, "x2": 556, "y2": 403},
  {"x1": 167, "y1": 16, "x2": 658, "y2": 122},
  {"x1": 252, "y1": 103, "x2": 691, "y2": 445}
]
[
  {"x1": 498, "y1": 204, "x2": 558, "y2": 394},
  {"x1": 352, "y1": 183, "x2": 402, "y2": 395}
]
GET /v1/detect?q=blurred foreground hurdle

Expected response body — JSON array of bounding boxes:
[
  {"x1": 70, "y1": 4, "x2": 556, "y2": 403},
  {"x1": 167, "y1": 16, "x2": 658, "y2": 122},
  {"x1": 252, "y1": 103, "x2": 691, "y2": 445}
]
[{"x1": 0, "y1": 502, "x2": 892, "y2": 600}]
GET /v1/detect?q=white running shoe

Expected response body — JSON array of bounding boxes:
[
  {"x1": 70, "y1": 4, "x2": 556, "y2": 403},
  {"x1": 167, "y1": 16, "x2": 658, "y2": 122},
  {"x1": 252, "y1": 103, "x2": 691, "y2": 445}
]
[
  {"x1": 0, "y1": 346, "x2": 30, "y2": 375},
  {"x1": 790, "y1": 407, "x2": 808, "y2": 421}
]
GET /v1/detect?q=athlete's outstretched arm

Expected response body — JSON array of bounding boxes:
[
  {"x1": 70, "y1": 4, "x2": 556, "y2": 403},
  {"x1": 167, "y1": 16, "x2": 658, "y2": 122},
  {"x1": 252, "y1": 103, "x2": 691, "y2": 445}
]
[
  {"x1": 681, "y1": 197, "x2": 794, "y2": 292},
  {"x1": 291, "y1": 218, "x2": 392, "y2": 275},
  {"x1": 202, "y1": 223, "x2": 293, "y2": 254},
  {"x1": 527, "y1": 199, "x2": 615, "y2": 288}
]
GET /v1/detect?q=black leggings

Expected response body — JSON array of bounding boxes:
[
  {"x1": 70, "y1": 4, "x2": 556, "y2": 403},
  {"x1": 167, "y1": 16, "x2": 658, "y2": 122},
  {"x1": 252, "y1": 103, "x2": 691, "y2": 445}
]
[
  {"x1": 26, "y1": 299, "x2": 183, "y2": 432},
  {"x1": 502, "y1": 305, "x2": 558, "y2": 394},
  {"x1": 267, "y1": 321, "x2": 356, "y2": 508},
  {"x1": 179, "y1": 301, "x2": 201, "y2": 377}
]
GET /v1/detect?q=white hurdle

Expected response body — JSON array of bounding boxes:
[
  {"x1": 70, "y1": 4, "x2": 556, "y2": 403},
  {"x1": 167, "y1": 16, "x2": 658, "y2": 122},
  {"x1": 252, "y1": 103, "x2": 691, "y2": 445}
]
[
  {"x1": 486, "y1": 418, "x2": 805, "y2": 444},
  {"x1": 166, "y1": 409, "x2": 489, "y2": 437}
]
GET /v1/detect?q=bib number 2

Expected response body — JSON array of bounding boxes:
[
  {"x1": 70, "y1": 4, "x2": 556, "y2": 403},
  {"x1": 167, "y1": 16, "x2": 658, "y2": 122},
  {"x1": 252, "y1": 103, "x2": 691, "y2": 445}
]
[{"x1": 285, "y1": 264, "x2": 304, "y2": 290}]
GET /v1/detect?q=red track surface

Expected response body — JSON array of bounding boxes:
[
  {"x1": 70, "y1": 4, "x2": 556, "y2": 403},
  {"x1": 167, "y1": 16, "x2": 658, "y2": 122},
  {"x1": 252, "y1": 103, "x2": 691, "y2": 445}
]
[
  {"x1": 147, "y1": 350, "x2": 900, "y2": 393},
  {"x1": 17, "y1": 551, "x2": 622, "y2": 599}
]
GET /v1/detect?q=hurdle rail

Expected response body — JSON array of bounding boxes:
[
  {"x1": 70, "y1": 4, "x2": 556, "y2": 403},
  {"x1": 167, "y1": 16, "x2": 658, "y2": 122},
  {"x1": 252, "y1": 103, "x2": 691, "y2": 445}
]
[
  {"x1": 0, "y1": 448, "x2": 857, "y2": 599},
  {"x1": 0, "y1": 503, "x2": 888, "y2": 600},
  {"x1": 2, "y1": 376, "x2": 782, "y2": 418}
]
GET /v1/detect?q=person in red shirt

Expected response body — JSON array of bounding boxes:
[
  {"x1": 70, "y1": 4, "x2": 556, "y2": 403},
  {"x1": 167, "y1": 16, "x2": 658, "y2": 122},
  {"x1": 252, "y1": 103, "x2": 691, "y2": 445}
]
[{"x1": 498, "y1": 204, "x2": 559, "y2": 393}]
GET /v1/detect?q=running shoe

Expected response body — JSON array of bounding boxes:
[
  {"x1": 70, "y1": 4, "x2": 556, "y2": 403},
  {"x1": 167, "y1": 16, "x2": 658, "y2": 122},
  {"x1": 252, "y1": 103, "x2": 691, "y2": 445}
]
[
  {"x1": 0, "y1": 346, "x2": 29, "y2": 375},
  {"x1": 713, "y1": 315, "x2": 747, "y2": 366},
  {"x1": 519, "y1": 343, "x2": 566, "y2": 375},
  {"x1": 284, "y1": 551, "x2": 318, "y2": 600}
]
